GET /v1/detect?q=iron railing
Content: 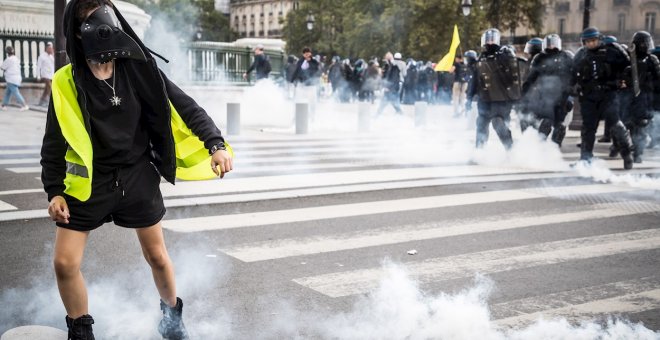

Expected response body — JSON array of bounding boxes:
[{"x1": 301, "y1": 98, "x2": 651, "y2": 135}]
[
  {"x1": 0, "y1": 29, "x2": 54, "y2": 83},
  {"x1": 187, "y1": 41, "x2": 285, "y2": 84},
  {"x1": 1, "y1": 29, "x2": 285, "y2": 85}
]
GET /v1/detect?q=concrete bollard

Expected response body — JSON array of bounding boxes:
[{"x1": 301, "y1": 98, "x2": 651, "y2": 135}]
[
  {"x1": 415, "y1": 101, "x2": 427, "y2": 127},
  {"x1": 226, "y1": 102, "x2": 241, "y2": 135},
  {"x1": 358, "y1": 102, "x2": 370, "y2": 132},
  {"x1": 295, "y1": 102, "x2": 309, "y2": 134}
]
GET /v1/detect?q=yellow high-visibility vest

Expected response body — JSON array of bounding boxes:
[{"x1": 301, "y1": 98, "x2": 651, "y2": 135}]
[{"x1": 51, "y1": 64, "x2": 232, "y2": 202}]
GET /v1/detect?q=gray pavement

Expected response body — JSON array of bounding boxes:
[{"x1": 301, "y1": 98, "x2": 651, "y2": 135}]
[{"x1": 1, "y1": 103, "x2": 659, "y2": 339}]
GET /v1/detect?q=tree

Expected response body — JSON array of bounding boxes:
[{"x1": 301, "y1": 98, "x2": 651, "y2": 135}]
[{"x1": 282, "y1": 0, "x2": 491, "y2": 62}]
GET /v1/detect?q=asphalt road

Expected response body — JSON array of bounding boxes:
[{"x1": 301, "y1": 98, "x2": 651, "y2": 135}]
[{"x1": 1, "y1": 104, "x2": 659, "y2": 339}]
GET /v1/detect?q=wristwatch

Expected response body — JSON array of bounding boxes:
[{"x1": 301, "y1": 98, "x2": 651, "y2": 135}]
[{"x1": 209, "y1": 142, "x2": 227, "y2": 155}]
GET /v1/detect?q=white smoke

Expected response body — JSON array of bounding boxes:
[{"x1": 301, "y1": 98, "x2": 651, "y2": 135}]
[
  {"x1": 0, "y1": 238, "x2": 233, "y2": 339},
  {"x1": 263, "y1": 263, "x2": 659, "y2": 340}
]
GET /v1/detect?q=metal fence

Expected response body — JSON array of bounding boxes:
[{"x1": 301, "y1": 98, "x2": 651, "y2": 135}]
[
  {"x1": 0, "y1": 30, "x2": 285, "y2": 85},
  {"x1": 0, "y1": 29, "x2": 54, "y2": 83},
  {"x1": 187, "y1": 41, "x2": 285, "y2": 84}
]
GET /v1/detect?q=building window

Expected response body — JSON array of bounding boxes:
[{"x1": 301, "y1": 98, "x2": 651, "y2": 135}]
[
  {"x1": 558, "y1": 18, "x2": 565, "y2": 36},
  {"x1": 618, "y1": 14, "x2": 625, "y2": 35},
  {"x1": 646, "y1": 12, "x2": 657, "y2": 33}
]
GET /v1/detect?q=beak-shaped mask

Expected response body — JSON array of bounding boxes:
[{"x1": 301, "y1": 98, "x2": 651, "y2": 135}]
[{"x1": 80, "y1": 5, "x2": 146, "y2": 63}]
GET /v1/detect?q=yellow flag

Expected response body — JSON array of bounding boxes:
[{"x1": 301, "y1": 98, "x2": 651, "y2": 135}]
[{"x1": 434, "y1": 25, "x2": 461, "y2": 72}]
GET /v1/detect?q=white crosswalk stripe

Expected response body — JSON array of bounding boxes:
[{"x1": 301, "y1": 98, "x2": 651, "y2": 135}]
[
  {"x1": 2, "y1": 136, "x2": 660, "y2": 330},
  {"x1": 292, "y1": 228, "x2": 660, "y2": 298}
]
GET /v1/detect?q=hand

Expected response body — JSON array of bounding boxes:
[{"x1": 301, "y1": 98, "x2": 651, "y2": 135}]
[
  {"x1": 242, "y1": 73, "x2": 248, "y2": 80},
  {"x1": 48, "y1": 196, "x2": 69, "y2": 224},
  {"x1": 619, "y1": 80, "x2": 627, "y2": 89},
  {"x1": 211, "y1": 149, "x2": 233, "y2": 178}
]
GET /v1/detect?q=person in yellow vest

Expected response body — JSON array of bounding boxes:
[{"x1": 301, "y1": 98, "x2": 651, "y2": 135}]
[{"x1": 40, "y1": 1, "x2": 233, "y2": 339}]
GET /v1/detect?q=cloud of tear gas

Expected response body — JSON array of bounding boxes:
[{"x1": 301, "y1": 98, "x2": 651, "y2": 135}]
[
  {"x1": 573, "y1": 159, "x2": 660, "y2": 190},
  {"x1": 0, "y1": 237, "x2": 232, "y2": 339},
  {"x1": 264, "y1": 263, "x2": 659, "y2": 340}
]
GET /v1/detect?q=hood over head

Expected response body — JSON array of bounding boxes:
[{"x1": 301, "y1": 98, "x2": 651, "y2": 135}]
[{"x1": 63, "y1": 0, "x2": 156, "y2": 77}]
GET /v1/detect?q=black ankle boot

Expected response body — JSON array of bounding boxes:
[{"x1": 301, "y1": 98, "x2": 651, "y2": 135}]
[
  {"x1": 65, "y1": 314, "x2": 95, "y2": 340},
  {"x1": 159, "y1": 297, "x2": 189, "y2": 340}
]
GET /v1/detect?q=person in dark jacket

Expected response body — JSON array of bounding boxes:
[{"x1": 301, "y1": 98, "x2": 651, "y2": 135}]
[
  {"x1": 618, "y1": 31, "x2": 660, "y2": 163},
  {"x1": 573, "y1": 27, "x2": 633, "y2": 169},
  {"x1": 466, "y1": 28, "x2": 521, "y2": 150},
  {"x1": 290, "y1": 46, "x2": 321, "y2": 86},
  {"x1": 40, "y1": 1, "x2": 233, "y2": 338},
  {"x1": 243, "y1": 44, "x2": 271, "y2": 82},
  {"x1": 521, "y1": 34, "x2": 574, "y2": 146}
]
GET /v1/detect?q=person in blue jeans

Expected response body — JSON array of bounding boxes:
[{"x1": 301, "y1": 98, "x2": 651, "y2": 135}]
[{"x1": 1, "y1": 46, "x2": 29, "y2": 111}]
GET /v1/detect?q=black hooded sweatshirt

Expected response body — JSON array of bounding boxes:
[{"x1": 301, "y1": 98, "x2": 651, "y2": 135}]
[{"x1": 40, "y1": 0, "x2": 225, "y2": 201}]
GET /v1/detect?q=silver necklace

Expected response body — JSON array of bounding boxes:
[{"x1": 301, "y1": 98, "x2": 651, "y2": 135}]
[{"x1": 101, "y1": 61, "x2": 121, "y2": 106}]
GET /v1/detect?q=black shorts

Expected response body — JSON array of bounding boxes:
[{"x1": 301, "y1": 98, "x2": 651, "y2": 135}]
[{"x1": 57, "y1": 158, "x2": 166, "y2": 231}]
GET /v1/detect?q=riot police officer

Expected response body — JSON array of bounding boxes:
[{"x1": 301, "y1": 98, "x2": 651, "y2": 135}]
[
  {"x1": 621, "y1": 31, "x2": 660, "y2": 163},
  {"x1": 517, "y1": 38, "x2": 544, "y2": 131},
  {"x1": 466, "y1": 28, "x2": 521, "y2": 149},
  {"x1": 573, "y1": 27, "x2": 634, "y2": 169},
  {"x1": 521, "y1": 34, "x2": 574, "y2": 146}
]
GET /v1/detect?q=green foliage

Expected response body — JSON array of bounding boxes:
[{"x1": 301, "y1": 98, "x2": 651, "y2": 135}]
[
  {"x1": 282, "y1": 0, "x2": 541, "y2": 62},
  {"x1": 485, "y1": 0, "x2": 544, "y2": 35}
]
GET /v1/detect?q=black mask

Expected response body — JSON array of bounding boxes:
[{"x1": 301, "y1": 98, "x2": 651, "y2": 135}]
[
  {"x1": 80, "y1": 5, "x2": 146, "y2": 63},
  {"x1": 485, "y1": 44, "x2": 499, "y2": 53}
]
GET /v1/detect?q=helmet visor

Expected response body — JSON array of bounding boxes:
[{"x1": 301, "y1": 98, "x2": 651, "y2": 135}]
[
  {"x1": 481, "y1": 29, "x2": 501, "y2": 47},
  {"x1": 543, "y1": 34, "x2": 562, "y2": 51}
]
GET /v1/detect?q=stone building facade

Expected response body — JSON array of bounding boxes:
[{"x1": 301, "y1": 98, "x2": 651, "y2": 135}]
[
  {"x1": 512, "y1": 0, "x2": 660, "y2": 50},
  {"x1": 229, "y1": 0, "x2": 299, "y2": 38}
]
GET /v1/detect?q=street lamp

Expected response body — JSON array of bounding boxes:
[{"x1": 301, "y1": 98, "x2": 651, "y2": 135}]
[
  {"x1": 461, "y1": 0, "x2": 472, "y2": 16},
  {"x1": 306, "y1": 13, "x2": 315, "y2": 31}
]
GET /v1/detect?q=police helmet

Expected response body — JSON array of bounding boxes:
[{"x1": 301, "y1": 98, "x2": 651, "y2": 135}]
[
  {"x1": 481, "y1": 28, "x2": 501, "y2": 47},
  {"x1": 603, "y1": 35, "x2": 618, "y2": 44},
  {"x1": 331, "y1": 55, "x2": 341, "y2": 63},
  {"x1": 632, "y1": 31, "x2": 654, "y2": 55},
  {"x1": 542, "y1": 34, "x2": 562, "y2": 51},
  {"x1": 524, "y1": 37, "x2": 543, "y2": 55},
  {"x1": 580, "y1": 27, "x2": 601, "y2": 44},
  {"x1": 464, "y1": 50, "x2": 477, "y2": 60}
]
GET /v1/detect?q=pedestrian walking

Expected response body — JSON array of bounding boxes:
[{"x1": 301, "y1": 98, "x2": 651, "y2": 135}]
[
  {"x1": 451, "y1": 55, "x2": 468, "y2": 117},
  {"x1": 1, "y1": 46, "x2": 29, "y2": 111},
  {"x1": 243, "y1": 44, "x2": 271, "y2": 82},
  {"x1": 41, "y1": 1, "x2": 233, "y2": 339},
  {"x1": 376, "y1": 52, "x2": 406, "y2": 115},
  {"x1": 37, "y1": 42, "x2": 55, "y2": 107}
]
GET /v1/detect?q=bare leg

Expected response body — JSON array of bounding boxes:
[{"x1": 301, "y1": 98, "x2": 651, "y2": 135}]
[
  {"x1": 136, "y1": 222, "x2": 177, "y2": 307},
  {"x1": 53, "y1": 227, "x2": 90, "y2": 318}
]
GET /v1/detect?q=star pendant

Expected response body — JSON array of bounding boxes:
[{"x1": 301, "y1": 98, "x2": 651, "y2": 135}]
[{"x1": 110, "y1": 96, "x2": 122, "y2": 106}]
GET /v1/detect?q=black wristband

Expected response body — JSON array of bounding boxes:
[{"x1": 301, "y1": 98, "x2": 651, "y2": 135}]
[{"x1": 209, "y1": 142, "x2": 226, "y2": 155}]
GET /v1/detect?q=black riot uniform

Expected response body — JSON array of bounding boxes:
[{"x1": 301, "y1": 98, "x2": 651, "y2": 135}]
[
  {"x1": 619, "y1": 31, "x2": 660, "y2": 163},
  {"x1": 573, "y1": 27, "x2": 634, "y2": 169},
  {"x1": 466, "y1": 28, "x2": 521, "y2": 149},
  {"x1": 519, "y1": 38, "x2": 543, "y2": 132},
  {"x1": 522, "y1": 34, "x2": 574, "y2": 146}
]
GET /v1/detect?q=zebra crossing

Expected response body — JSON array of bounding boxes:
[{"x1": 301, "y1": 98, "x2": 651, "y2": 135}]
[{"x1": 1, "y1": 132, "x2": 660, "y2": 333}]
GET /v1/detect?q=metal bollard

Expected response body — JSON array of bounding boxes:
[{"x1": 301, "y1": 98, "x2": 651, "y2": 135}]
[
  {"x1": 415, "y1": 101, "x2": 427, "y2": 127},
  {"x1": 358, "y1": 102, "x2": 370, "y2": 132},
  {"x1": 296, "y1": 102, "x2": 309, "y2": 134},
  {"x1": 227, "y1": 102, "x2": 241, "y2": 135}
]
